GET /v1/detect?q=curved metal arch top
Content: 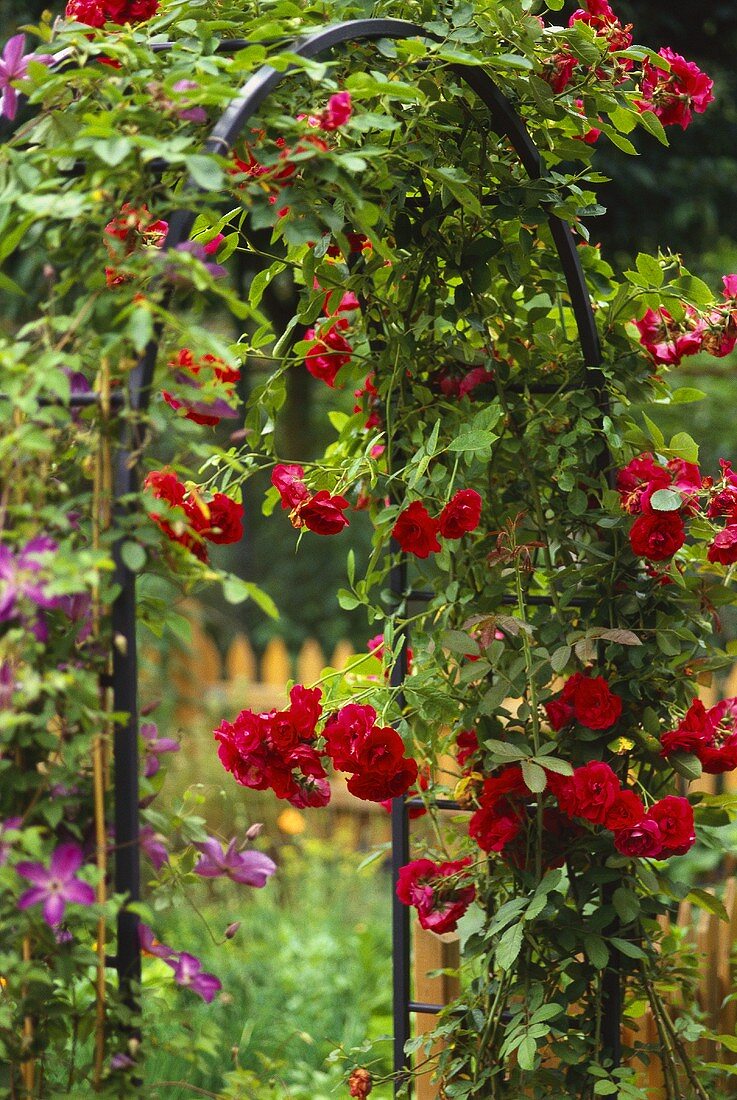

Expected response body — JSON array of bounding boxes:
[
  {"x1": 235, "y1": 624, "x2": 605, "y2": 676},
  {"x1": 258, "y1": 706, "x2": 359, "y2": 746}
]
[{"x1": 135, "y1": 16, "x2": 601, "y2": 422}]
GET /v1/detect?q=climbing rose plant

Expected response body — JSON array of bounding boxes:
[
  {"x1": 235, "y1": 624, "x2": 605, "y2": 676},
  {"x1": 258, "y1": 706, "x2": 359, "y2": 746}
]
[{"x1": 0, "y1": 0, "x2": 733, "y2": 1096}]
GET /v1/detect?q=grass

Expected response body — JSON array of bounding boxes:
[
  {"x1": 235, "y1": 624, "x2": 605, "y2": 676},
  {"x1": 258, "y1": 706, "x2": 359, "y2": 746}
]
[{"x1": 141, "y1": 837, "x2": 395, "y2": 1099}]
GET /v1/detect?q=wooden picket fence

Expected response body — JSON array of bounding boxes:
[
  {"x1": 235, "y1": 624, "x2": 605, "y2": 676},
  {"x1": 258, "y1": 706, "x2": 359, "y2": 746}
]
[{"x1": 414, "y1": 877, "x2": 737, "y2": 1099}]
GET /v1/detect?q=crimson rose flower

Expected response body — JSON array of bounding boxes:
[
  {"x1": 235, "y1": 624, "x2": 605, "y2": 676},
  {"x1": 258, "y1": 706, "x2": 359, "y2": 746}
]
[
  {"x1": 604, "y1": 789, "x2": 645, "y2": 831},
  {"x1": 640, "y1": 47, "x2": 714, "y2": 130},
  {"x1": 298, "y1": 491, "x2": 350, "y2": 535},
  {"x1": 272, "y1": 464, "x2": 310, "y2": 510},
  {"x1": 392, "y1": 501, "x2": 441, "y2": 558},
  {"x1": 613, "y1": 818, "x2": 662, "y2": 858},
  {"x1": 438, "y1": 489, "x2": 483, "y2": 539},
  {"x1": 648, "y1": 796, "x2": 695, "y2": 855},
  {"x1": 197, "y1": 494, "x2": 243, "y2": 545},
  {"x1": 396, "y1": 857, "x2": 475, "y2": 934},
  {"x1": 707, "y1": 526, "x2": 737, "y2": 565},
  {"x1": 304, "y1": 323, "x2": 353, "y2": 386},
  {"x1": 564, "y1": 761, "x2": 620, "y2": 825},
  {"x1": 66, "y1": 0, "x2": 159, "y2": 26},
  {"x1": 629, "y1": 510, "x2": 685, "y2": 561},
  {"x1": 573, "y1": 676, "x2": 623, "y2": 730}
]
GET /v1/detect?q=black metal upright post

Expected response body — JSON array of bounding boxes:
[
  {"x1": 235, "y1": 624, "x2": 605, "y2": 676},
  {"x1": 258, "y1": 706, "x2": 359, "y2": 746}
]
[
  {"x1": 111, "y1": 447, "x2": 141, "y2": 1003},
  {"x1": 389, "y1": 548, "x2": 411, "y2": 1092}
]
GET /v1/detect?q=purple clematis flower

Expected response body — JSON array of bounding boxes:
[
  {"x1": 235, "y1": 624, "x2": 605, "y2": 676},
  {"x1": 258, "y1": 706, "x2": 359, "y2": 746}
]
[
  {"x1": 0, "y1": 816, "x2": 22, "y2": 865},
  {"x1": 194, "y1": 836, "x2": 276, "y2": 886},
  {"x1": 16, "y1": 842, "x2": 95, "y2": 926},
  {"x1": 0, "y1": 35, "x2": 51, "y2": 121},
  {"x1": 168, "y1": 952, "x2": 222, "y2": 1002},
  {"x1": 139, "y1": 824, "x2": 169, "y2": 870},
  {"x1": 138, "y1": 922, "x2": 175, "y2": 960},
  {"x1": 167, "y1": 371, "x2": 239, "y2": 421},
  {"x1": 170, "y1": 239, "x2": 226, "y2": 280},
  {"x1": 0, "y1": 536, "x2": 59, "y2": 621},
  {"x1": 141, "y1": 721, "x2": 179, "y2": 778},
  {"x1": 171, "y1": 80, "x2": 208, "y2": 123}
]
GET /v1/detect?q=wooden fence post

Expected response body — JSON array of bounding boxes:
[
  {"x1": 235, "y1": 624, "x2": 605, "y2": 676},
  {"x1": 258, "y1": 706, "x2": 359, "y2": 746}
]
[{"x1": 413, "y1": 922, "x2": 460, "y2": 1100}]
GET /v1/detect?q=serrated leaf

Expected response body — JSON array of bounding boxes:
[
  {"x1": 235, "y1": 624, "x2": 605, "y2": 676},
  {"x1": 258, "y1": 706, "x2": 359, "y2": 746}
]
[
  {"x1": 635, "y1": 253, "x2": 663, "y2": 287},
  {"x1": 120, "y1": 541, "x2": 146, "y2": 573},
  {"x1": 668, "y1": 431, "x2": 699, "y2": 463},
  {"x1": 550, "y1": 645, "x2": 572, "y2": 673},
  {"x1": 670, "y1": 752, "x2": 703, "y2": 782},
  {"x1": 610, "y1": 937, "x2": 646, "y2": 959},
  {"x1": 598, "y1": 628, "x2": 642, "y2": 646},
  {"x1": 642, "y1": 413, "x2": 664, "y2": 448},
  {"x1": 583, "y1": 934, "x2": 609, "y2": 969},
  {"x1": 517, "y1": 1033, "x2": 537, "y2": 1070},
  {"x1": 612, "y1": 887, "x2": 640, "y2": 924},
  {"x1": 496, "y1": 922, "x2": 524, "y2": 971},
  {"x1": 686, "y1": 889, "x2": 728, "y2": 922},
  {"x1": 521, "y1": 760, "x2": 547, "y2": 793}
]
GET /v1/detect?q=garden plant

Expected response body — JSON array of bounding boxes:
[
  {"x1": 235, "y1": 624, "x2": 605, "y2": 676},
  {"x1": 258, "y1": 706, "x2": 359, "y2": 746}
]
[{"x1": 1, "y1": 0, "x2": 737, "y2": 1097}]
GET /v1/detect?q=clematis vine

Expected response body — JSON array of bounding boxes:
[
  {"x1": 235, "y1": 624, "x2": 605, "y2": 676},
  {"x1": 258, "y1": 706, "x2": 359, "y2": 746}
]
[
  {"x1": 193, "y1": 836, "x2": 276, "y2": 885},
  {"x1": 16, "y1": 843, "x2": 95, "y2": 926}
]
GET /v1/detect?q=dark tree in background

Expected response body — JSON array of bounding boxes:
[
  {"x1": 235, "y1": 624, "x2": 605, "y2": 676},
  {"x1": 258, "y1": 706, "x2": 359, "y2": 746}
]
[{"x1": 586, "y1": 1, "x2": 737, "y2": 272}]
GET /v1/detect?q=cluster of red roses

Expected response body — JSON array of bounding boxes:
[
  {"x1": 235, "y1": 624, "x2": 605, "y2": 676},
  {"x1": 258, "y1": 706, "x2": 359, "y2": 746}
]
[
  {"x1": 635, "y1": 276, "x2": 737, "y2": 367},
  {"x1": 466, "y1": 761, "x2": 695, "y2": 862},
  {"x1": 162, "y1": 348, "x2": 240, "y2": 426},
  {"x1": 144, "y1": 469, "x2": 243, "y2": 561},
  {"x1": 617, "y1": 452, "x2": 737, "y2": 566},
  {"x1": 231, "y1": 92, "x2": 352, "y2": 221},
  {"x1": 215, "y1": 690, "x2": 418, "y2": 807},
  {"x1": 391, "y1": 490, "x2": 483, "y2": 559},
  {"x1": 545, "y1": 672, "x2": 622, "y2": 732},
  {"x1": 545, "y1": 0, "x2": 713, "y2": 134},
  {"x1": 661, "y1": 696, "x2": 737, "y2": 774},
  {"x1": 103, "y1": 203, "x2": 168, "y2": 287},
  {"x1": 396, "y1": 857, "x2": 476, "y2": 934},
  {"x1": 303, "y1": 289, "x2": 360, "y2": 388},
  {"x1": 271, "y1": 464, "x2": 350, "y2": 535},
  {"x1": 65, "y1": 0, "x2": 158, "y2": 27}
]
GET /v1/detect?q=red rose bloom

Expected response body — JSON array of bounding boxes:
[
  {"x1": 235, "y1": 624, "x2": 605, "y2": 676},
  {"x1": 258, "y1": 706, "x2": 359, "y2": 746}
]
[
  {"x1": 66, "y1": 0, "x2": 159, "y2": 26},
  {"x1": 469, "y1": 806, "x2": 521, "y2": 853},
  {"x1": 640, "y1": 48, "x2": 714, "y2": 130},
  {"x1": 604, "y1": 789, "x2": 645, "y2": 831},
  {"x1": 707, "y1": 526, "x2": 737, "y2": 565},
  {"x1": 438, "y1": 489, "x2": 483, "y2": 539},
  {"x1": 616, "y1": 453, "x2": 671, "y2": 514},
  {"x1": 392, "y1": 502, "x2": 441, "y2": 559},
  {"x1": 197, "y1": 493, "x2": 243, "y2": 545},
  {"x1": 287, "y1": 685, "x2": 323, "y2": 740},
  {"x1": 629, "y1": 510, "x2": 685, "y2": 561},
  {"x1": 567, "y1": 761, "x2": 621, "y2": 825},
  {"x1": 271, "y1": 464, "x2": 310, "y2": 510},
  {"x1": 297, "y1": 491, "x2": 350, "y2": 536},
  {"x1": 573, "y1": 676, "x2": 623, "y2": 730},
  {"x1": 456, "y1": 729, "x2": 479, "y2": 769},
  {"x1": 396, "y1": 857, "x2": 475, "y2": 934},
  {"x1": 304, "y1": 323, "x2": 353, "y2": 386},
  {"x1": 346, "y1": 727, "x2": 419, "y2": 802},
  {"x1": 633, "y1": 308, "x2": 703, "y2": 366},
  {"x1": 613, "y1": 818, "x2": 663, "y2": 858},
  {"x1": 315, "y1": 91, "x2": 352, "y2": 131},
  {"x1": 323, "y1": 703, "x2": 377, "y2": 772},
  {"x1": 648, "y1": 796, "x2": 695, "y2": 855}
]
